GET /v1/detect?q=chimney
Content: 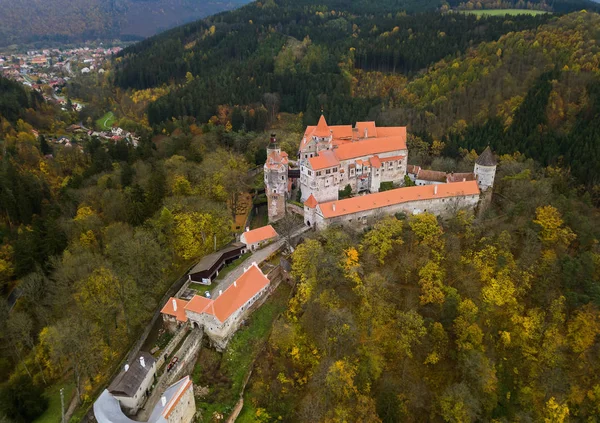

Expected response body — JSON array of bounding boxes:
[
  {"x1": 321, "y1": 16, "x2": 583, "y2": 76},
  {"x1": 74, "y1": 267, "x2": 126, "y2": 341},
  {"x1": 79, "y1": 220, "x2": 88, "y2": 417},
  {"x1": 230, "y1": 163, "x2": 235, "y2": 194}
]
[
  {"x1": 245, "y1": 227, "x2": 250, "y2": 232},
  {"x1": 364, "y1": 128, "x2": 368, "y2": 138},
  {"x1": 352, "y1": 128, "x2": 359, "y2": 142},
  {"x1": 172, "y1": 299, "x2": 177, "y2": 312},
  {"x1": 332, "y1": 203, "x2": 336, "y2": 211},
  {"x1": 462, "y1": 178, "x2": 466, "y2": 182},
  {"x1": 124, "y1": 364, "x2": 129, "y2": 372},
  {"x1": 434, "y1": 185, "x2": 438, "y2": 195},
  {"x1": 234, "y1": 281, "x2": 237, "y2": 288},
  {"x1": 161, "y1": 396, "x2": 167, "y2": 407},
  {"x1": 140, "y1": 356, "x2": 145, "y2": 368},
  {"x1": 219, "y1": 290, "x2": 223, "y2": 296}
]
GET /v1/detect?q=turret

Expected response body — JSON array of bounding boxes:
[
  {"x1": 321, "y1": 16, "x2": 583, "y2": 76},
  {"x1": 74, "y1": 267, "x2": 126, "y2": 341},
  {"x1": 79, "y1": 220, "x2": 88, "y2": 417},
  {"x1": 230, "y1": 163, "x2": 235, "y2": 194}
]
[
  {"x1": 474, "y1": 146, "x2": 497, "y2": 191},
  {"x1": 266, "y1": 133, "x2": 280, "y2": 157},
  {"x1": 264, "y1": 133, "x2": 289, "y2": 222}
]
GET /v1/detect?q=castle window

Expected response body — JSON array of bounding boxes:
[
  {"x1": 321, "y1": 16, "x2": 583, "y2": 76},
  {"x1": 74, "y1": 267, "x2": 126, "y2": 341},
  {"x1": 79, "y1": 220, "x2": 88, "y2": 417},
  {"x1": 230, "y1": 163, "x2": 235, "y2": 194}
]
[
  {"x1": 326, "y1": 169, "x2": 331, "y2": 175},
  {"x1": 388, "y1": 162, "x2": 394, "y2": 169},
  {"x1": 333, "y1": 167, "x2": 337, "y2": 172},
  {"x1": 308, "y1": 170, "x2": 312, "y2": 176},
  {"x1": 281, "y1": 176, "x2": 285, "y2": 180},
  {"x1": 316, "y1": 171, "x2": 321, "y2": 176}
]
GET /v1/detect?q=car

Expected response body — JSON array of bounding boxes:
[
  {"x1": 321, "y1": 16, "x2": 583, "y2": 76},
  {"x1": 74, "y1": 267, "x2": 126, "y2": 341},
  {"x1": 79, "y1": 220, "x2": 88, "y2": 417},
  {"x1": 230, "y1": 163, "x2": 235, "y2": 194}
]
[
  {"x1": 204, "y1": 291, "x2": 211, "y2": 298},
  {"x1": 167, "y1": 356, "x2": 178, "y2": 372}
]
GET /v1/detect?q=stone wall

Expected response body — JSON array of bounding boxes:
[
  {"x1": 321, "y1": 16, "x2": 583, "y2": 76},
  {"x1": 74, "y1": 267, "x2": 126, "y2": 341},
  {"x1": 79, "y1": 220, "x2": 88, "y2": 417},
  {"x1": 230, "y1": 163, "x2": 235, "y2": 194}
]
[{"x1": 156, "y1": 326, "x2": 190, "y2": 370}]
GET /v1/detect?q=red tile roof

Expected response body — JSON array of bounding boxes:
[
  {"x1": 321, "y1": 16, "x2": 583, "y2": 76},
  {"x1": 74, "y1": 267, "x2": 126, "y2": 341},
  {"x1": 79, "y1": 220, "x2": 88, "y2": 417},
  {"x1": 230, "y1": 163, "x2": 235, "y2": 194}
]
[
  {"x1": 184, "y1": 295, "x2": 213, "y2": 315},
  {"x1": 380, "y1": 155, "x2": 405, "y2": 162},
  {"x1": 369, "y1": 155, "x2": 382, "y2": 168},
  {"x1": 446, "y1": 172, "x2": 476, "y2": 183},
  {"x1": 333, "y1": 134, "x2": 406, "y2": 161},
  {"x1": 161, "y1": 298, "x2": 189, "y2": 322},
  {"x1": 240, "y1": 225, "x2": 278, "y2": 245},
  {"x1": 211, "y1": 263, "x2": 270, "y2": 322},
  {"x1": 308, "y1": 150, "x2": 340, "y2": 170},
  {"x1": 312, "y1": 115, "x2": 331, "y2": 138},
  {"x1": 318, "y1": 181, "x2": 480, "y2": 218},
  {"x1": 416, "y1": 169, "x2": 447, "y2": 183},
  {"x1": 356, "y1": 122, "x2": 377, "y2": 138},
  {"x1": 304, "y1": 194, "x2": 318, "y2": 209},
  {"x1": 265, "y1": 150, "x2": 288, "y2": 170}
]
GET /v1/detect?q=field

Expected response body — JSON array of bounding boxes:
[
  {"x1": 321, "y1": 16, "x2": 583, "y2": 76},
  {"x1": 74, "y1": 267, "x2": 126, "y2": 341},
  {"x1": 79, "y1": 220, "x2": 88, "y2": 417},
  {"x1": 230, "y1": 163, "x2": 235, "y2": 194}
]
[
  {"x1": 461, "y1": 9, "x2": 549, "y2": 16},
  {"x1": 96, "y1": 111, "x2": 115, "y2": 130}
]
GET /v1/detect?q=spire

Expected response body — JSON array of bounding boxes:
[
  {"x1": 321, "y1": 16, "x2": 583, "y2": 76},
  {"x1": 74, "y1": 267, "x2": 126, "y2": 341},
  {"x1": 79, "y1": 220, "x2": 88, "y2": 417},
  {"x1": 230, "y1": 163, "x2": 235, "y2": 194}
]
[
  {"x1": 476, "y1": 146, "x2": 497, "y2": 166},
  {"x1": 312, "y1": 115, "x2": 331, "y2": 138}
]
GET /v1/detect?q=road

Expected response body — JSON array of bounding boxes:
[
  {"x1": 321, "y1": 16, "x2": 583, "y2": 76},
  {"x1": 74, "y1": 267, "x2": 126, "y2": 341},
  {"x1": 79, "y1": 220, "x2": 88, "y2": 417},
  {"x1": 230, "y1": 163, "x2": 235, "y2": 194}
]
[{"x1": 210, "y1": 225, "x2": 310, "y2": 299}]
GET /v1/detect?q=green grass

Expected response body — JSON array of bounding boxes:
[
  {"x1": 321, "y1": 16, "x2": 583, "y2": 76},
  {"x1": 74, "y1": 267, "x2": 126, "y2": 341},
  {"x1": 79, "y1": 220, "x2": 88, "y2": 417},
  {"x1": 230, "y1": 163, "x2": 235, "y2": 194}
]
[
  {"x1": 189, "y1": 282, "x2": 211, "y2": 293},
  {"x1": 33, "y1": 381, "x2": 75, "y2": 423},
  {"x1": 460, "y1": 9, "x2": 549, "y2": 16},
  {"x1": 236, "y1": 402, "x2": 258, "y2": 423},
  {"x1": 214, "y1": 252, "x2": 252, "y2": 282},
  {"x1": 96, "y1": 111, "x2": 115, "y2": 130}
]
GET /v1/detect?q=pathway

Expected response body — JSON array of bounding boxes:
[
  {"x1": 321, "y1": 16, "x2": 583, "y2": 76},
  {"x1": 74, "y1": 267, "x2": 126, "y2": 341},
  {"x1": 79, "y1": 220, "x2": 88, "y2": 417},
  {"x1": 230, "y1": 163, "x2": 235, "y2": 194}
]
[{"x1": 210, "y1": 225, "x2": 310, "y2": 299}]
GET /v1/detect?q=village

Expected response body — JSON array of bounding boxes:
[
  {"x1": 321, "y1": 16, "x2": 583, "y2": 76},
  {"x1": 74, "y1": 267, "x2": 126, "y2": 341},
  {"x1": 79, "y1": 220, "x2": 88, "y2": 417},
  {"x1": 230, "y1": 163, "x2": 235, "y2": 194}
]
[{"x1": 0, "y1": 45, "x2": 122, "y2": 112}]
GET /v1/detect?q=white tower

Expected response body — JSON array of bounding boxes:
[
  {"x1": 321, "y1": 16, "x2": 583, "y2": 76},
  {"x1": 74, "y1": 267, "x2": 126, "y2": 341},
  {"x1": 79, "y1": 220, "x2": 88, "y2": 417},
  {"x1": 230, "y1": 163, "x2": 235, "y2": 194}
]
[{"x1": 474, "y1": 146, "x2": 497, "y2": 191}]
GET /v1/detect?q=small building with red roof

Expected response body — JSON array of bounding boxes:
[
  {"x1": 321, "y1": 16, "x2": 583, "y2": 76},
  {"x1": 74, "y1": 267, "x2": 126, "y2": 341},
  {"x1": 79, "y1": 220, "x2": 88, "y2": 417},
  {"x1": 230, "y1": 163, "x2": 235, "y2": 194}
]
[
  {"x1": 240, "y1": 225, "x2": 278, "y2": 251},
  {"x1": 160, "y1": 298, "x2": 189, "y2": 331},
  {"x1": 180, "y1": 262, "x2": 271, "y2": 350}
]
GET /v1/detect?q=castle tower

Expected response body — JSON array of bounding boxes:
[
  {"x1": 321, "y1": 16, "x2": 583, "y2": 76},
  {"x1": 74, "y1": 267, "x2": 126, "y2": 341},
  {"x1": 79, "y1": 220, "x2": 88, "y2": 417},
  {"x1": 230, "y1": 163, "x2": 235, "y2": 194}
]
[
  {"x1": 264, "y1": 134, "x2": 289, "y2": 222},
  {"x1": 474, "y1": 146, "x2": 497, "y2": 192}
]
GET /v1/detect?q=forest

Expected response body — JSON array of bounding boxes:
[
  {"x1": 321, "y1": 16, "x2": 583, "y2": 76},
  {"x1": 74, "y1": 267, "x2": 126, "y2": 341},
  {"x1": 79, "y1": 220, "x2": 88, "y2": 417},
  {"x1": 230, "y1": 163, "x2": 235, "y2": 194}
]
[
  {"x1": 242, "y1": 153, "x2": 600, "y2": 422},
  {"x1": 2, "y1": 0, "x2": 600, "y2": 421}
]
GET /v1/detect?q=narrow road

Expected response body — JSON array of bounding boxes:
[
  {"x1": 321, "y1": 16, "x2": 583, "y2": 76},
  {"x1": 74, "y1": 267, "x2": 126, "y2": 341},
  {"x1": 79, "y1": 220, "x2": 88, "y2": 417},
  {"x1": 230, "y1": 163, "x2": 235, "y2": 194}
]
[{"x1": 210, "y1": 225, "x2": 310, "y2": 299}]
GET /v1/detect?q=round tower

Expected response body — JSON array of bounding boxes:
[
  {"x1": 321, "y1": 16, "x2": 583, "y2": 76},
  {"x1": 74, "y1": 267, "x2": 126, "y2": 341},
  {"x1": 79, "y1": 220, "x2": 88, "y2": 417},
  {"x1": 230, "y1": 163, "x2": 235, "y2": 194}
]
[{"x1": 474, "y1": 146, "x2": 497, "y2": 191}]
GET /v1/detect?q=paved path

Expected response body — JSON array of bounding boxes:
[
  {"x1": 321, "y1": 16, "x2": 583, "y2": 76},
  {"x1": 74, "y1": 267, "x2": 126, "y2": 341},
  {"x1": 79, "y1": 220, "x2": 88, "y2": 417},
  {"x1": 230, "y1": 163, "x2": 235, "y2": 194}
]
[{"x1": 210, "y1": 225, "x2": 310, "y2": 299}]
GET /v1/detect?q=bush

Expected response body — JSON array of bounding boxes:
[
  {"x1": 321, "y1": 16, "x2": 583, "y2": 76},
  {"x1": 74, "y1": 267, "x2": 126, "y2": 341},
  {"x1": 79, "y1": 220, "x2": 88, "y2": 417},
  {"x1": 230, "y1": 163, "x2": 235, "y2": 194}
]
[
  {"x1": 379, "y1": 182, "x2": 395, "y2": 192},
  {"x1": 339, "y1": 184, "x2": 352, "y2": 199},
  {"x1": 0, "y1": 374, "x2": 49, "y2": 423}
]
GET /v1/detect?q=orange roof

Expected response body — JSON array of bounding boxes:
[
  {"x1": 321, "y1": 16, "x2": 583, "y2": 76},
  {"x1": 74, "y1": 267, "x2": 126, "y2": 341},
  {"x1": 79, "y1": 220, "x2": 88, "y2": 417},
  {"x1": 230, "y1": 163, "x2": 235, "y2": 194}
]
[
  {"x1": 334, "y1": 134, "x2": 406, "y2": 161},
  {"x1": 161, "y1": 298, "x2": 189, "y2": 322},
  {"x1": 370, "y1": 155, "x2": 382, "y2": 168},
  {"x1": 380, "y1": 155, "x2": 405, "y2": 162},
  {"x1": 356, "y1": 122, "x2": 377, "y2": 138},
  {"x1": 265, "y1": 150, "x2": 288, "y2": 170},
  {"x1": 304, "y1": 194, "x2": 318, "y2": 208},
  {"x1": 185, "y1": 295, "x2": 213, "y2": 315},
  {"x1": 211, "y1": 263, "x2": 270, "y2": 322},
  {"x1": 318, "y1": 181, "x2": 480, "y2": 218},
  {"x1": 308, "y1": 150, "x2": 340, "y2": 170},
  {"x1": 446, "y1": 172, "x2": 476, "y2": 183},
  {"x1": 312, "y1": 115, "x2": 331, "y2": 138},
  {"x1": 241, "y1": 225, "x2": 278, "y2": 245},
  {"x1": 407, "y1": 165, "x2": 421, "y2": 174}
]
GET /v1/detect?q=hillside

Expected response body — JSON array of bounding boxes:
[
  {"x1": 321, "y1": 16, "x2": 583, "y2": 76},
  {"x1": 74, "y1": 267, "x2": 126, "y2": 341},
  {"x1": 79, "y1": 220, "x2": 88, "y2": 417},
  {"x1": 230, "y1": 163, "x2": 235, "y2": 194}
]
[{"x1": 0, "y1": 0, "x2": 251, "y2": 47}]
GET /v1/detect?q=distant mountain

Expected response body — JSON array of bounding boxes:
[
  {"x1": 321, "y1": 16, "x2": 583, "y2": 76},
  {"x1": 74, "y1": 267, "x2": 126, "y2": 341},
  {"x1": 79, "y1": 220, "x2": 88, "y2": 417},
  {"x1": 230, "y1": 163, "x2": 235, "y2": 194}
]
[{"x1": 0, "y1": 0, "x2": 252, "y2": 47}]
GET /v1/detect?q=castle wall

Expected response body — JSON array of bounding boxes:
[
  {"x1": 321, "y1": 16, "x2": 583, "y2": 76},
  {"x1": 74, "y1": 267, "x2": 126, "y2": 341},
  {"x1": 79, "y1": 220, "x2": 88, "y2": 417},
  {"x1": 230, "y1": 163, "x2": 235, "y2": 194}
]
[{"x1": 313, "y1": 193, "x2": 479, "y2": 230}]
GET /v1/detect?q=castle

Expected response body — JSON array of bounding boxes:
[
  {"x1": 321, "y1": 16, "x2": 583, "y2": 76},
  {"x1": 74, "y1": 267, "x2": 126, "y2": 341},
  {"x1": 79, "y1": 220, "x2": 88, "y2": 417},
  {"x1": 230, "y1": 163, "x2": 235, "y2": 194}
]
[{"x1": 264, "y1": 116, "x2": 496, "y2": 229}]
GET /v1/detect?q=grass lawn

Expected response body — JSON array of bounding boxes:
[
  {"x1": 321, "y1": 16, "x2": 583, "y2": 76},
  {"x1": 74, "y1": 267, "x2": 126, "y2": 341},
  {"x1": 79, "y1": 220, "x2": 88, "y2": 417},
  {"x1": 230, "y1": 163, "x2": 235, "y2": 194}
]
[
  {"x1": 33, "y1": 381, "x2": 75, "y2": 423},
  {"x1": 214, "y1": 252, "x2": 252, "y2": 282},
  {"x1": 461, "y1": 9, "x2": 549, "y2": 16},
  {"x1": 192, "y1": 283, "x2": 291, "y2": 421},
  {"x1": 96, "y1": 111, "x2": 115, "y2": 130}
]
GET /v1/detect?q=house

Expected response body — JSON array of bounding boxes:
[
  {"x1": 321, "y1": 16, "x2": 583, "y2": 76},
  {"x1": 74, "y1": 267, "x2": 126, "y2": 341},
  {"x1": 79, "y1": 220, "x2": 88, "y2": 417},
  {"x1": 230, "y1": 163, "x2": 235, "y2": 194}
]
[
  {"x1": 239, "y1": 225, "x2": 278, "y2": 251},
  {"x1": 161, "y1": 298, "x2": 189, "y2": 332},
  {"x1": 94, "y1": 376, "x2": 196, "y2": 423},
  {"x1": 186, "y1": 242, "x2": 246, "y2": 284},
  {"x1": 107, "y1": 352, "x2": 157, "y2": 415},
  {"x1": 163, "y1": 263, "x2": 271, "y2": 350}
]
